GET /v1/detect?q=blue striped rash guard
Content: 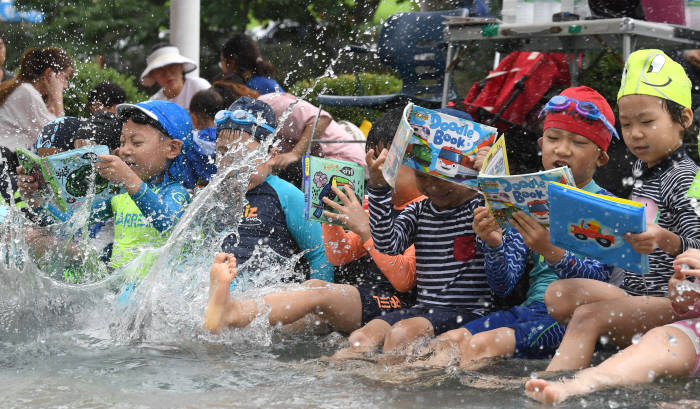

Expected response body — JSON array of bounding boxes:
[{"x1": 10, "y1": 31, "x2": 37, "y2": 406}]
[{"x1": 221, "y1": 175, "x2": 333, "y2": 282}]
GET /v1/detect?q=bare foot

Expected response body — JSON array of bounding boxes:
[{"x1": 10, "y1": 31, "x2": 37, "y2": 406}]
[
  {"x1": 203, "y1": 253, "x2": 237, "y2": 333},
  {"x1": 331, "y1": 345, "x2": 377, "y2": 361},
  {"x1": 525, "y1": 378, "x2": 568, "y2": 405}
]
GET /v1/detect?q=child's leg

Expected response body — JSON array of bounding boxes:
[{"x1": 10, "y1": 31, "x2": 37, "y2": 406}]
[
  {"x1": 546, "y1": 295, "x2": 678, "y2": 371},
  {"x1": 526, "y1": 325, "x2": 696, "y2": 405},
  {"x1": 333, "y1": 318, "x2": 392, "y2": 358},
  {"x1": 204, "y1": 253, "x2": 239, "y2": 333},
  {"x1": 409, "y1": 328, "x2": 473, "y2": 367},
  {"x1": 545, "y1": 278, "x2": 626, "y2": 324},
  {"x1": 383, "y1": 317, "x2": 435, "y2": 353},
  {"x1": 457, "y1": 327, "x2": 516, "y2": 365}
]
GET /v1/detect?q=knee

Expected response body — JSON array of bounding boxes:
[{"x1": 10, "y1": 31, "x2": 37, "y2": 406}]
[
  {"x1": 441, "y1": 328, "x2": 470, "y2": 344},
  {"x1": 303, "y1": 279, "x2": 328, "y2": 287},
  {"x1": 567, "y1": 304, "x2": 604, "y2": 332},
  {"x1": 544, "y1": 281, "x2": 573, "y2": 323}
]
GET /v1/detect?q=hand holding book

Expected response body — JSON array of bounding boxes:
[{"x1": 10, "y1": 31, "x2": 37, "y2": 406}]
[
  {"x1": 366, "y1": 149, "x2": 389, "y2": 188},
  {"x1": 511, "y1": 211, "x2": 566, "y2": 262},
  {"x1": 473, "y1": 207, "x2": 503, "y2": 248},
  {"x1": 95, "y1": 154, "x2": 143, "y2": 195},
  {"x1": 321, "y1": 185, "x2": 371, "y2": 242}
]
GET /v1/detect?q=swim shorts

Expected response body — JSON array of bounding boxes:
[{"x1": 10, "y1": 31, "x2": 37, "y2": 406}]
[
  {"x1": 375, "y1": 304, "x2": 482, "y2": 335},
  {"x1": 461, "y1": 302, "x2": 566, "y2": 359},
  {"x1": 666, "y1": 319, "x2": 700, "y2": 376},
  {"x1": 356, "y1": 286, "x2": 414, "y2": 325}
]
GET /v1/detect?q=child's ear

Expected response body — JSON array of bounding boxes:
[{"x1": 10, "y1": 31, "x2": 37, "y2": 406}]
[
  {"x1": 537, "y1": 137, "x2": 543, "y2": 148},
  {"x1": 597, "y1": 150, "x2": 610, "y2": 167},
  {"x1": 166, "y1": 138, "x2": 183, "y2": 160},
  {"x1": 681, "y1": 107, "x2": 694, "y2": 129}
]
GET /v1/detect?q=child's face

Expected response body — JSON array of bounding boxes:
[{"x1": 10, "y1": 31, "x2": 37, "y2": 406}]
[
  {"x1": 118, "y1": 119, "x2": 181, "y2": 181},
  {"x1": 618, "y1": 94, "x2": 686, "y2": 167},
  {"x1": 539, "y1": 128, "x2": 608, "y2": 188},
  {"x1": 413, "y1": 169, "x2": 477, "y2": 210},
  {"x1": 216, "y1": 129, "x2": 271, "y2": 190}
]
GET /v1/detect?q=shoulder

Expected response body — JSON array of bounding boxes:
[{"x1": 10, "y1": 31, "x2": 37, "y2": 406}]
[
  {"x1": 266, "y1": 175, "x2": 303, "y2": 200},
  {"x1": 11, "y1": 83, "x2": 40, "y2": 101},
  {"x1": 160, "y1": 182, "x2": 190, "y2": 203},
  {"x1": 185, "y1": 76, "x2": 211, "y2": 90},
  {"x1": 661, "y1": 155, "x2": 698, "y2": 192}
]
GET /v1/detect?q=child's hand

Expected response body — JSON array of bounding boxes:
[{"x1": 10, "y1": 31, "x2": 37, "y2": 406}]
[
  {"x1": 624, "y1": 222, "x2": 681, "y2": 256},
  {"x1": 95, "y1": 155, "x2": 142, "y2": 195},
  {"x1": 668, "y1": 249, "x2": 700, "y2": 314},
  {"x1": 272, "y1": 151, "x2": 300, "y2": 172},
  {"x1": 473, "y1": 207, "x2": 502, "y2": 247},
  {"x1": 472, "y1": 146, "x2": 491, "y2": 172},
  {"x1": 15, "y1": 166, "x2": 42, "y2": 207},
  {"x1": 366, "y1": 148, "x2": 389, "y2": 188},
  {"x1": 322, "y1": 185, "x2": 371, "y2": 242},
  {"x1": 511, "y1": 211, "x2": 565, "y2": 262}
]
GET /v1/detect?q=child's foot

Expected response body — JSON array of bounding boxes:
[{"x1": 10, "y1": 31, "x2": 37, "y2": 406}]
[
  {"x1": 525, "y1": 378, "x2": 569, "y2": 405},
  {"x1": 204, "y1": 253, "x2": 237, "y2": 333}
]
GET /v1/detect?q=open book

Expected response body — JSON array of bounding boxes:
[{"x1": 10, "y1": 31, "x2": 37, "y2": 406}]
[
  {"x1": 16, "y1": 145, "x2": 117, "y2": 213},
  {"x1": 382, "y1": 103, "x2": 498, "y2": 188},
  {"x1": 549, "y1": 182, "x2": 649, "y2": 274},
  {"x1": 303, "y1": 155, "x2": 365, "y2": 226}
]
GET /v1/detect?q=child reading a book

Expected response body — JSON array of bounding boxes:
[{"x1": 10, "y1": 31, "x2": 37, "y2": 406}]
[
  {"x1": 395, "y1": 86, "x2": 617, "y2": 368},
  {"x1": 526, "y1": 248, "x2": 700, "y2": 405},
  {"x1": 542, "y1": 49, "x2": 700, "y2": 372},
  {"x1": 204, "y1": 108, "x2": 423, "y2": 334},
  {"x1": 214, "y1": 97, "x2": 333, "y2": 283}
]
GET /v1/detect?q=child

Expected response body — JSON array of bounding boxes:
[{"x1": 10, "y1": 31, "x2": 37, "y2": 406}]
[
  {"x1": 203, "y1": 108, "x2": 423, "y2": 334},
  {"x1": 93, "y1": 100, "x2": 192, "y2": 269},
  {"x1": 185, "y1": 88, "x2": 225, "y2": 186},
  {"x1": 543, "y1": 49, "x2": 700, "y2": 372},
  {"x1": 74, "y1": 81, "x2": 125, "y2": 152},
  {"x1": 526, "y1": 248, "x2": 700, "y2": 405},
  {"x1": 400, "y1": 86, "x2": 616, "y2": 368},
  {"x1": 214, "y1": 96, "x2": 333, "y2": 282},
  {"x1": 332, "y1": 112, "x2": 492, "y2": 358}
]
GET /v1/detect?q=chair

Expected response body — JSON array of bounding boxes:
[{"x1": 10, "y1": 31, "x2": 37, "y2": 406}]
[{"x1": 317, "y1": 9, "x2": 467, "y2": 109}]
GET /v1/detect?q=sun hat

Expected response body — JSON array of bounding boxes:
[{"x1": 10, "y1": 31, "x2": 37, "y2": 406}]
[
  {"x1": 215, "y1": 96, "x2": 277, "y2": 142},
  {"x1": 140, "y1": 45, "x2": 197, "y2": 87},
  {"x1": 618, "y1": 49, "x2": 692, "y2": 108}
]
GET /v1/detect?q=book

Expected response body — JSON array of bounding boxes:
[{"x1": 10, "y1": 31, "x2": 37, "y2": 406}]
[
  {"x1": 548, "y1": 182, "x2": 649, "y2": 274},
  {"x1": 382, "y1": 103, "x2": 498, "y2": 189},
  {"x1": 303, "y1": 155, "x2": 365, "y2": 226},
  {"x1": 16, "y1": 145, "x2": 117, "y2": 213},
  {"x1": 480, "y1": 134, "x2": 509, "y2": 176},
  {"x1": 477, "y1": 166, "x2": 575, "y2": 228}
]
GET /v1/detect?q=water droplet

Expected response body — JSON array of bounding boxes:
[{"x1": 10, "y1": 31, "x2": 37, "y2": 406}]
[
  {"x1": 668, "y1": 335, "x2": 678, "y2": 346},
  {"x1": 599, "y1": 335, "x2": 609, "y2": 345},
  {"x1": 631, "y1": 333, "x2": 643, "y2": 344},
  {"x1": 556, "y1": 291, "x2": 562, "y2": 297},
  {"x1": 647, "y1": 370, "x2": 655, "y2": 381}
]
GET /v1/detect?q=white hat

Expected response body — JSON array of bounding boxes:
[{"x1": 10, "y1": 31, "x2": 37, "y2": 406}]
[{"x1": 140, "y1": 46, "x2": 197, "y2": 87}]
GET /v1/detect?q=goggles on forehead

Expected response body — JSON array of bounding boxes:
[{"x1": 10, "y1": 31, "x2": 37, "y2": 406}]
[
  {"x1": 214, "y1": 109, "x2": 275, "y2": 133},
  {"x1": 539, "y1": 96, "x2": 619, "y2": 140}
]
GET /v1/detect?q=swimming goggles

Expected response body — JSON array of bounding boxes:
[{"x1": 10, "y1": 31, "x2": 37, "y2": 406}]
[
  {"x1": 539, "y1": 96, "x2": 619, "y2": 140},
  {"x1": 214, "y1": 109, "x2": 275, "y2": 133}
]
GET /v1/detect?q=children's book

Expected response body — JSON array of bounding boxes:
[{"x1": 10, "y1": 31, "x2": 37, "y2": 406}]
[
  {"x1": 382, "y1": 103, "x2": 498, "y2": 189},
  {"x1": 477, "y1": 166, "x2": 575, "y2": 228},
  {"x1": 16, "y1": 145, "x2": 117, "y2": 213},
  {"x1": 303, "y1": 155, "x2": 365, "y2": 226},
  {"x1": 548, "y1": 182, "x2": 649, "y2": 274},
  {"x1": 480, "y1": 134, "x2": 509, "y2": 176}
]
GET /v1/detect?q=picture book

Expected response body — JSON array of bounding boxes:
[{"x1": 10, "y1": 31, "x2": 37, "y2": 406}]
[
  {"x1": 382, "y1": 103, "x2": 498, "y2": 189},
  {"x1": 303, "y1": 155, "x2": 365, "y2": 226},
  {"x1": 480, "y1": 134, "x2": 509, "y2": 176},
  {"x1": 548, "y1": 182, "x2": 649, "y2": 274},
  {"x1": 16, "y1": 145, "x2": 118, "y2": 213},
  {"x1": 477, "y1": 166, "x2": 575, "y2": 228}
]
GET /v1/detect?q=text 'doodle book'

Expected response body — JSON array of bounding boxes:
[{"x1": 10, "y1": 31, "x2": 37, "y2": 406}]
[
  {"x1": 548, "y1": 182, "x2": 649, "y2": 274},
  {"x1": 303, "y1": 155, "x2": 365, "y2": 226},
  {"x1": 382, "y1": 103, "x2": 498, "y2": 189},
  {"x1": 477, "y1": 167, "x2": 575, "y2": 228},
  {"x1": 16, "y1": 145, "x2": 118, "y2": 213}
]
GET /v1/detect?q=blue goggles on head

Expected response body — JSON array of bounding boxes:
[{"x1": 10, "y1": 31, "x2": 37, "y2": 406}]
[
  {"x1": 539, "y1": 96, "x2": 619, "y2": 140},
  {"x1": 214, "y1": 109, "x2": 275, "y2": 133}
]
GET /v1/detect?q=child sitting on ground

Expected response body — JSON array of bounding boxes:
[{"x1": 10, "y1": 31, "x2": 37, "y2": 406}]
[
  {"x1": 186, "y1": 88, "x2": 226, "y2": 186},
  {"x1": 401, "y1": 86, "x2": 616, "y2": 368},
  {"x1": 214, "y1": 96, "x2": 333, "y2": 283},
  {"x1": 542, "y1": 49, "x2": 700, "y2": 372},
  {"x1": 203, "y1": 108, "x2": 423, "y2": 334},
  {"x1": 526, "y1": 248, "x2": 700, "y2": 405}
]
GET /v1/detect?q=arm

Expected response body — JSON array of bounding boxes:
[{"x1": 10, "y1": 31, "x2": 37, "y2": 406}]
[
  {"x1": 364, "y1": 239, "x2": 417, "y2": 292},
  {"x1": 367, "y1": 185, "x2": 417, "y2": 255},
  {"x1": 669, "y1": 249, "x2": 700, "y2": 318},
  {"x1": 131, "y1": 182, "x2": 190, "y2": 232},
  {"x1": 546, "y1": 250, "x2": 613, "y2": 281},
  {"x1": 481, "y1": 229, "x2": 529, "y2": 296},
  {"x1": 322, "y1": 223, "x2": 367, "y2": 265}
]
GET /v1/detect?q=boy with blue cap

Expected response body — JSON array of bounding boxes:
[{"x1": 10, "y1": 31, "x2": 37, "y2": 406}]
[{"x1": 213, "y1": 96, "x2": 332, "y2": 284}]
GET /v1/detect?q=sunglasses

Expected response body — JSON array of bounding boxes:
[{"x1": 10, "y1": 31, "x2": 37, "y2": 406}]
[
  {"x1": 539, "y1": 96, "x2": 619, "y2": 140},
  {"x1": 214, "y1": 109, "x2": 275, "y2": 133}
]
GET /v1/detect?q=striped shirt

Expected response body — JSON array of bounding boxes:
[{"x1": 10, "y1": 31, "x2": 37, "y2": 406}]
[
  {"x1": 624, "y1": 147, "x2": 700, "y2": 297},
  {"x1": 368, "y1": 185, "x2": 491, "y2": 314}
]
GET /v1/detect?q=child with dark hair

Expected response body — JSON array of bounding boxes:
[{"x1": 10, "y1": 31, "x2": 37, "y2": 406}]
[
  {"x1": 185, "y1": 88, "x2": 226, "y2": 186},
  {"x1": 73, "y1": 81, "x2": 127, "y2": 152},
  {"x1": 220, "y1": 33, "x2": 283, "y2": 95},
  {"x1": 88, "y1": 81, "x2": 126, "y2": 114}
]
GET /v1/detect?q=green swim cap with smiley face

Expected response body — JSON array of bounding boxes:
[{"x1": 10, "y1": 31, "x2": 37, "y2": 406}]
[{"x1": 617, "y1": 49, "x2": 692, "y2": 108}]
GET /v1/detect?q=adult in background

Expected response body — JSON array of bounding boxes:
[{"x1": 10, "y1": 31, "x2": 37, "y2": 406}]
[
  {"x1": 220, "y1": 33, "x2": 284, "y2": 95},
  {"x1": 0, "y1": 34, "x2": 15, "y2": 83},
  {"x1": 141, "y1": 43, "x2": 210, "y2": 109},
  {"x1": 0, "y1": 47, "x2": 73, "y2": 176}
]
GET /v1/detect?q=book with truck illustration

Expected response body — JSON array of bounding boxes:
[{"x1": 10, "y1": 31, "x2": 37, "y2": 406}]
[
  {"x1": 548, "y1": 181, "x2": 649, "y2": 274},
  {"x1": 477, "y1": 166, "x2": 575, "y2": 228},
  {"x1": 382, "y1": 103, "x2": 498, "y2": 188},
  {"x1": 16, "y1": 145, "x2": 119, "y2": 213},
  {"x1": 303, "y1": 155, "x2": 365, "y2": 226}
]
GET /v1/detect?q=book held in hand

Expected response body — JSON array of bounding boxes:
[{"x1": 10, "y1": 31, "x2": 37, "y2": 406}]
[
  {"x1": 382, "y1": 103, "x2": 498, "y2": 189},
  {"x1": 16, "y1": 145, "x2": 117, "y2": 213},
  {"x1": 303, "y1": 155, "x2": 365, "y2": 226},
  {"x1": 548, "y1": 181, "x2": 649, "y2": 274}
]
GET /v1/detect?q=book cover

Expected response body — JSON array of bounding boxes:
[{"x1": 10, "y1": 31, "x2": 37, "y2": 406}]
[
  {"x1": 477, "y1": 166, "x2": 575, "y2": 228},
  {"x1": 17, "y1": 145, "x2": 117, "y2": 213},
  {"x1": 382, "y1": 103, "x2": 498, "y2": 189},
  {"x1": 480, "y1": 134, "x2": 509, "y2": 176},
  {"x1": 303, "y1": 155, "x2": 365, "y2": 226},
  {"x1": 548, "y1": 182, "x2": 649, "y2": 274}
]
